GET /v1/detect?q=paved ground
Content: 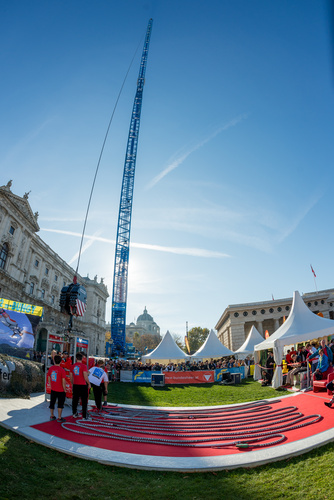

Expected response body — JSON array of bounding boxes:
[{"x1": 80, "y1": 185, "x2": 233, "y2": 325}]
[{"x1": 1, "y1": 392, "x2": 334, "y2": 471}]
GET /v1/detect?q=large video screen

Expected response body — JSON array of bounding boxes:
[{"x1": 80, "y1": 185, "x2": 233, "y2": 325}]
[{"x1": 0, "y1": 298, "x2": 43, "y2": 359}]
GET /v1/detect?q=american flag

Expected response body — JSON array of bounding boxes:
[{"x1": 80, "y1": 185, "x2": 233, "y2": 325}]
[{"x1": 71, "y1": 299, "x2": 86, "y2": 317}]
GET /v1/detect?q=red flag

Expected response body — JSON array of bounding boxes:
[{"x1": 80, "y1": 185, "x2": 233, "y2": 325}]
[{"x1": 310, "y1": 265, "x2": 316, "y2": 278}]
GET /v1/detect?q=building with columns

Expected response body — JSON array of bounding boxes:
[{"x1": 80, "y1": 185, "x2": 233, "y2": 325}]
[
  {"x1": 0, "y1": 181, "x2": 109, "y2": 355},
  {"x1": 215, "y1": 289, "x2": 334, "y2": 351}
]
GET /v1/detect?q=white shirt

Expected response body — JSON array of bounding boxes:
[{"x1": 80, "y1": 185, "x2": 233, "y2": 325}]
[{"x1": 88, "y1": 366, "x2": 108, "y2": 386}]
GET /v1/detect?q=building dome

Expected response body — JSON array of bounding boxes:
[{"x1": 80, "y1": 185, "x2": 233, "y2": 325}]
[{"x1": 137, "y1": 306, "x2": 153, "y2": 323}]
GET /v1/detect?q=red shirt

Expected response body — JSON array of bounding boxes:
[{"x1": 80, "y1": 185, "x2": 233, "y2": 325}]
[
  {"x1": 48, "y1": 365, "x2": 66, "y2": 392},
  {"x1": 71, "y1": 362, "x2": 88, "y2": 385}
]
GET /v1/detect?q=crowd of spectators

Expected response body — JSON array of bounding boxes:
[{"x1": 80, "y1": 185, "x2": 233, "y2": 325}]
[
  {"x1": 103, "y1": 357, "x2": 252, "y2": 381},
  {"x1": 282, "y1": 338, "x2": 334, "y2": 387},
  {"x1": 36, "y1": 348, "x2": 253, "y2": 382}
]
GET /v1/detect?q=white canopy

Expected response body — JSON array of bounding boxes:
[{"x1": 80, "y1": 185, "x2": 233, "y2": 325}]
[
  {"x1": 254, "y1": 290, "x2": 334, "y2": 388},
  {"x1": 141, "y1": 330, "x2": 191, "y2": 363},
  {"x1": 234, "y1": 325, "x2": 264, "y2": 359},
  {"x1": 191, "y1": 329, "x2": 234, "y2": 360}
]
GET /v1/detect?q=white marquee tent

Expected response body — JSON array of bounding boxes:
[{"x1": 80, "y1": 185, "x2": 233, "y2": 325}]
[
  {"x1": 254, "y1": 290, "x2": 334, "y2": 388},
  {"x1": 234, "y1": 325, "x2": 264, "y2": 359},
  {"x1": 191, "y1": 329, "x2": 234, "y2": 360},
  {"x1": 141, "y1": 330, "x2": 190, "y2": 363}
]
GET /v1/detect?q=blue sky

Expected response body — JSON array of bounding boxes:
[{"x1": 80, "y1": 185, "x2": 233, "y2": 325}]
[{"x1": 1, "y1": 0, "x2": 334, "y2": 337}]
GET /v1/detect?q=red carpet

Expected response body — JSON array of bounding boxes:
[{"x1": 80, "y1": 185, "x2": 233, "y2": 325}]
[{"x1": 32, "y1": 393, "x2": 333, "y2": 458}]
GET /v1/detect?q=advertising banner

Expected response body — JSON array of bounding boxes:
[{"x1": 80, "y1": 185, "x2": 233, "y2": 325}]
[
  {"x1": 164, "y1": 371, "x2": 215, "y2": 384},
  {"x1": 131, "y1": 368, "x2": 246, "y2": 384},
  {"x1": 132, "y1": 370, "x2": 161, "y2": 383},
  {"x1": 0, "y1": 297, "x2": 43, "y2": 359},
  {"x1": 215, "y1": 367, "x2": 246, "y2": 382}
]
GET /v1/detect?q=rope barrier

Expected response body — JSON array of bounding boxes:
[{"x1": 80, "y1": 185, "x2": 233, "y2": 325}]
[{"x1": 61, "y1": 400, "x2": 323, "y2": 450}]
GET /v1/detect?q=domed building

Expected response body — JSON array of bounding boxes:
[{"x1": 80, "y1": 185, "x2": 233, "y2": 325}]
[{"x1": 126, "y1": 307, "x2": 160, "y2": 339}]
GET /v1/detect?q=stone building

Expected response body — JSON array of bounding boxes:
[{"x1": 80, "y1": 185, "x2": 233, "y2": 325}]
[
  {"x1": 215, "y1": 288, "x2": 334, "y2": 351},
  {"x1": 126, "y1": 306, "x2": 160, "y2": 339},
  {"x1": 0, "y1": 181, "x2": 109, "y2": 355}
]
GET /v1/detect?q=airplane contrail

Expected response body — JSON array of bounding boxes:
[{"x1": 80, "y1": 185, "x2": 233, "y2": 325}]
[
  {"x1": 147, "y1": 114, "x2": 248, "y2": 189},
  {"x1": 41, "y1": 228, "x2": 230, "y2": 259}
]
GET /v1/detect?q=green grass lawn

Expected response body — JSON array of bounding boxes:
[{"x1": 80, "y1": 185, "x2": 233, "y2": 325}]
[{"x1": 1, "y1": 380, "x2": 334, "y2": 500}]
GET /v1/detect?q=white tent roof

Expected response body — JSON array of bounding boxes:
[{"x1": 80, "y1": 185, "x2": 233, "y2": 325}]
[
  {"x1": 141, "y1": 330, "x2": 190, "y2": 363},
  {"x1": 254, "y1": 290, "x2": 334, "y2": 352},
  {"x1": 191, "y1": 329, "x2": 234, "y2": 359},
  {"x1": 234, "y1": 325, "x2": 264, "y2": 357}
]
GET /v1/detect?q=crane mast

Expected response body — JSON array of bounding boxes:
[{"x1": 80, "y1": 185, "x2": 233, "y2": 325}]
[{"x1": 111, "y1": 19, "x2": 153, "y2": 355}]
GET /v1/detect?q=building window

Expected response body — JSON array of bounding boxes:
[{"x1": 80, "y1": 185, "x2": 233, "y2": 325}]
[
  {"x1": 277, "y1": 307, "x2": 282, "y2": 312},
  {"x1": 0, "y1": 243, "x2": 9, "y2": 269},
  {"x1": 45, "y1": 268, "x2": 49, "y2": 275},
  {"x1": 314, "y1": 301, "x2": 318, "y2": 306},
  {"x1": 243, "y1": 311, "x2": 248, "y2": 316},
  {"x1": 269, "y1": 308, "x2": 274, "y2": 313},
  {"x1": 35, "y1": 259, "x2": 39, "y2": 268},
  {"x1": 54, "y1": 275, "x2": 58, "y2": 282},
  {"x1": 9, "y1": 226, "x2": 15, "y2": 235},
  {"x1": 234, "y1": 312, "x2": 239, "y2": 318},
  {"x1": 261, "y1": 309, "x2": 266, "y2": 314},
  {"x1": 29, "y1": 282, "x2": 35, "y2": 294},
  {"x1": 285, "y1": 306, "x2": 290, "y2": 311},
  {"x1": 41, "y1": 289, "x2": 45, "y2": 299},
  {"x1": 252, "y1": 310, "x2": 257, "y2": 316},
  {"x1": 321, "y1": 299, "x2": 325, "y2": 305},
  {"x1": 51, "y1": 295, "x2": 55, "y2": 305},
  {"x1": 308, "y1": 302, "x2": 311, "y2": 307}
]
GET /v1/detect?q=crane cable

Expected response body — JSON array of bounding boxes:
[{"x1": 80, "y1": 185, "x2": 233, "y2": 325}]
[{"x1": 74, "y1": 32, "x2": 146, "y2": 278}]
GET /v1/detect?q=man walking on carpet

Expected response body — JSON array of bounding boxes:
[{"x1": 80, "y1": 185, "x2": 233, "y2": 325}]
[{"x1": 88, "y1": 359, "x2": 109, "y2": 411}]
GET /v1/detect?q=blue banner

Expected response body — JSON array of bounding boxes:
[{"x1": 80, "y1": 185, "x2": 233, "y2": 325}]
[{"x1": 215, "y1": 366, "x2": 245, "y2": 381}]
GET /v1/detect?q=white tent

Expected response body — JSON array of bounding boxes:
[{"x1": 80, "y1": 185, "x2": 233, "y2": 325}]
[
  {"x1": 234, "y1": 325, "x2": 264, "y2": 359},
  {"x1": 191, "y1": 329, "x2": 234, "y2": 360},
  {"x1": 254, "y1": 290, "x2": 334, "y2": 388},
  {"x1": 141, "y1": 330, "x2": 191, "y2": 363}
]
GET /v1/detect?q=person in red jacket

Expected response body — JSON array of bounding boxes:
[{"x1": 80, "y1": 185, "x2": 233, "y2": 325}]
[
  {"x1": 70, "y1": 352, "x2": 91, "y2": 420},
  {"x1": 47, "y1": 354, "x2": 67, "y2": 422},
  {"x1": 60, "y1": 351, "x2": 72, "y2": 371}
]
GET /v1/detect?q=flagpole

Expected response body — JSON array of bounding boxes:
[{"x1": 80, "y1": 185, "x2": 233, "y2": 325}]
[{"x1": 310, "y1": 265, "x2": 318, "y2": 293}]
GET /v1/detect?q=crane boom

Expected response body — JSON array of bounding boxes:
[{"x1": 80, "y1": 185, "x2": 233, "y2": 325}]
[{"x1": 111, "y1": 19, "x2": 153, "y2": 355}]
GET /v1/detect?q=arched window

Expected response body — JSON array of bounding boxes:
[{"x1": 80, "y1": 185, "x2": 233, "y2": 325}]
[{"x1": 0, "y1": 242, "x2": 9, "y2": 269}]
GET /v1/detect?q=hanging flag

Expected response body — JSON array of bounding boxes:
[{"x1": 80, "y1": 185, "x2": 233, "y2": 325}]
[
  {"x1": 310, "y1": 265, "x2": 316, "y2": 278},
  {"x1": 272, "y1": 294, "x2": 275, "y2": 301}
]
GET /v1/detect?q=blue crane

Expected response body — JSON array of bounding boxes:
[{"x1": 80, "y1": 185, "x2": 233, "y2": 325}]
[{"x1": 110, "y1": 19, "x2": 153, "y2": 355}]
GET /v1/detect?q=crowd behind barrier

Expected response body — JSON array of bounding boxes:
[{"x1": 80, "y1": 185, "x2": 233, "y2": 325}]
[{"x1": 40, "y1": 350, "x2": 253, "y2": 384}]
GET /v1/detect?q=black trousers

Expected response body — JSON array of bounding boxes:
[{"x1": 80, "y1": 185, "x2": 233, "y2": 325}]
[
  {"x1": 50, "y1": 390, "x2": 66, "y2": 409},
  {"x1": 92, "y1": 384, "x2": 103, "y2": 410},
  {"x1": 72, "y1": 384, "x2": 89, "y2": 418}
]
